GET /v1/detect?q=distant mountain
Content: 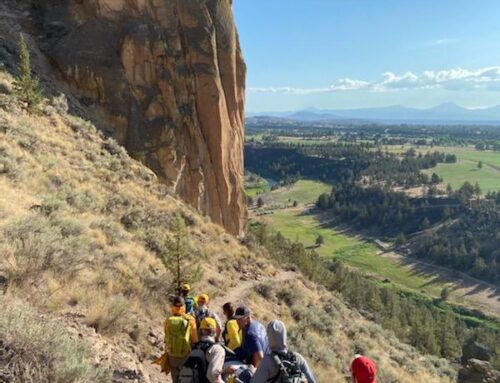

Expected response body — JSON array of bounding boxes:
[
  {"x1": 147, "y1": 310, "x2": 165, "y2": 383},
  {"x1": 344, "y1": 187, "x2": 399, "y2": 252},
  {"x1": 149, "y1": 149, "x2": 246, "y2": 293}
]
[{"x1": 247, "y1": 103, "x2": 500, "y2": 124}]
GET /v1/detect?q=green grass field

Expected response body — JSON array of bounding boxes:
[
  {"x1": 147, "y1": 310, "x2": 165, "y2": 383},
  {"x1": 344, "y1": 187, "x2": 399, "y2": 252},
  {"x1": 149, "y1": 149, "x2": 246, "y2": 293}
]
[
  {"x1": 259, "y1": 180, "x2": 446, "y2": 297},
  {"x1": 384, "y1": 144, "x2": 500, "y2": 192},
  {"x1": 261, "y1": 208, "x2": 444, "y2": 297},
  {"x1": 268, "y1": 179, "x2": 331, "y2": 205}
]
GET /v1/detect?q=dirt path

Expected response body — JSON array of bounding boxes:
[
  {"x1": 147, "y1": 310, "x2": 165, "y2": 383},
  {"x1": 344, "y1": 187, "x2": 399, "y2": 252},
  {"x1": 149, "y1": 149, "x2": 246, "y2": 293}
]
[{"x1": 212, "y1": 271, "x2": 299, "y2": 315}]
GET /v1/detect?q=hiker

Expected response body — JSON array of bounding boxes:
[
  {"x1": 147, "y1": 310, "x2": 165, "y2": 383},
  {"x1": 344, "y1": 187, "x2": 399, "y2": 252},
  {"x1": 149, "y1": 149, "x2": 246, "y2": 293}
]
[
  {"x1": 351, "y1": 355, "x2": 377, "y2": 383},
  {"x1": 180, "y1": 283, "x2": 197, "y2": 315},
  {"x1": 234, "y1": 306, "x2": 269, "y2": 368},
  {"x1": 178, "y1": 317, "x2": 225, "y2": 383},
  {"x1": 195, "y1": 294, "x2": 223, "y2": 340},
  {"x1": 251, "y1": 320, "x2": 316, "y2": 383},
  {"x1": 222, "y1": 302, "x2": 242, "y2": 351},
  {"x1": 163, "y1": 296, "x2": 198, "y2": 383}
]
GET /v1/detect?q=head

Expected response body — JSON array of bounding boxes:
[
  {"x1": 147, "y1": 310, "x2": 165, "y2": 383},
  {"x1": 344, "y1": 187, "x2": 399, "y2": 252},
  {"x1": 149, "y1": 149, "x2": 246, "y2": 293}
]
[
  {"x1": 267, "y1": 320, "x2": 287, "y2": 352},
  {"x1": 171, "y1": 296, "x2": 186, "y2": 316},
  {"x1": 351, "y1": 355, "x2": 377, "y2": 383},
  {"x1": 180, "y1": 283, "x2": 191, "y2": 297},
  {"x1": 200, "y1": 317, "x2": 217, "y2": 337},
  {"x1": 233, "y1": 306, "x2": 252, "y2": 330},
  {"x1": 222, "y1": 302, "x2": 235, "y2": 320},
  {"x1": 197, "y1": 294, "x2": 209, "y2": 308}
]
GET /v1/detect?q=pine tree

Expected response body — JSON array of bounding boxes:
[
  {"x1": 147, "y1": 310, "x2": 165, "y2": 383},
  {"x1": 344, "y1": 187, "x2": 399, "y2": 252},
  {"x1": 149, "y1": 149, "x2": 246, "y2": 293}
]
[
  {"x1": 13, "y1": 34, "x2": 42, "y2": 112},
  {"x1": 162, "y1": 213, "x2": 201, "y2": 294}
]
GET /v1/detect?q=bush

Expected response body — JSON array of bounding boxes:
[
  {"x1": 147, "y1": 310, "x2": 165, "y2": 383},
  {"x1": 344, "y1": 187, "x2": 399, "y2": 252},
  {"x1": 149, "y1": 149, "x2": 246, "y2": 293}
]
[
  {"x1": 84, "y1": 294, "x2": 130, "y2": 334},
  {"x1": 0, "y1": 298, "x2": 109, "y2": 383},
  {"x1": 4, "y1": 214, "x2": 89, "y2": 287}
]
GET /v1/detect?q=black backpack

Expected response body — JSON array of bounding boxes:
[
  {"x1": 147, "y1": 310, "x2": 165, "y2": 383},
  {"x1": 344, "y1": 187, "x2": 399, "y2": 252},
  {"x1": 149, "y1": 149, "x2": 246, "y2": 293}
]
[
  {"x1": 270, "y1": 352, "x2": 305, "y2": 383},
  {"x1": 177, "y1": 341, "x2": 214, "y2": 383}
]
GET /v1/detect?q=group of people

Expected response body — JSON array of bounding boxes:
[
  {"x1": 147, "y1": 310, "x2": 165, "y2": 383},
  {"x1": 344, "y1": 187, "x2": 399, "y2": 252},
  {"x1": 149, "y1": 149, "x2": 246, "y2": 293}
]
[{"x1": 154, "y1": 284, "x2": 378, "y2": 383}]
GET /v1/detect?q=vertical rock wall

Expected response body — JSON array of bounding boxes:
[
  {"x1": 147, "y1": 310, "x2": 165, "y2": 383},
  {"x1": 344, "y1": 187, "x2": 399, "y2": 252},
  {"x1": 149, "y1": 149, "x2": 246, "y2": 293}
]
[{"x1": 36, "y1": 0, "x2": 247, "y2": 235}]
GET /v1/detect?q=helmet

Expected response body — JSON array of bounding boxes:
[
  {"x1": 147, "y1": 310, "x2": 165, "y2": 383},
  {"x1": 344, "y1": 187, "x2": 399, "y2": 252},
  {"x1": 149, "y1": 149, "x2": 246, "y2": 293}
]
[
  {"x1": 200, "y1": 317, "x2": 217, "y2": 330},
  {"x1": 181, "y1": 283, "x2": 191, "y2": 291}
]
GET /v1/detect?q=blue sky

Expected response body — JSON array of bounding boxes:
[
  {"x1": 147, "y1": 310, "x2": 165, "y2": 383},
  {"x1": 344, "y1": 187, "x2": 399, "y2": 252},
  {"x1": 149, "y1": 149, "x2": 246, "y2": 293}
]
[{"x1": 233, "y1": 0, "x2": 500, "y2": 112}]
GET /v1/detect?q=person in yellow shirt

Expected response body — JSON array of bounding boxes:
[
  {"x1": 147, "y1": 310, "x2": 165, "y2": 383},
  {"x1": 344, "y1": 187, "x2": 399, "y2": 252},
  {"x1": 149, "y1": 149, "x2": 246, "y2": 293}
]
[
  {"x1": 222, "y1": 302, "x2": 242, "y2": 351},
  {"x1": 162, "y1": 296, "x2": 198, "y2": 382}
]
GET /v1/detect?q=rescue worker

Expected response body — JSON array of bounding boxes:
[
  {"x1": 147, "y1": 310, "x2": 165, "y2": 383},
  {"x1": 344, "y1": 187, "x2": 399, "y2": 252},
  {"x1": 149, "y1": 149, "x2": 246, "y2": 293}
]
[
  {"x1": 199, "y1": 317, "x2": 226, "y2": 383},
  {"x1": 222, "y1": 302, "x2": 242, "y2": 351},
  {"x1": 163, "y1": 296, "x2": 198, "y2": 383},
  {"x1": 194, "y1": 293, "x2": 223, "y2": 340},
  {"x1": 180, "y1": 283, "x2": 197, "y2": 315}
]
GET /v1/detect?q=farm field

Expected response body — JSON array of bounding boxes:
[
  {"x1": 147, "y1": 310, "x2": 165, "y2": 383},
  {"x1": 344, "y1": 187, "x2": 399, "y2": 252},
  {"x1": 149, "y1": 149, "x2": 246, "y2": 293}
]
[{"x1": 383, "y1": 144, "x2": 500, "y2": 192}]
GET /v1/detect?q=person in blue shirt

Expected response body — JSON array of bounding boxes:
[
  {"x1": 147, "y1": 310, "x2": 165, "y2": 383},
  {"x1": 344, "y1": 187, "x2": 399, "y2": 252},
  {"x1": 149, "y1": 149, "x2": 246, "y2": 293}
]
[{"x1": 233, "y1": 306, "x2": 269, "y2": 368}]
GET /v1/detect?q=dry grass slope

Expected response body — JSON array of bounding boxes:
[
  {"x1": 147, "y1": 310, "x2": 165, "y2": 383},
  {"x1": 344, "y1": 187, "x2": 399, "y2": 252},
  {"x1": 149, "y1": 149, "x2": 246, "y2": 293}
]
[{"x1": 0, "y1": 70, "x2": 455, "y2": 382}]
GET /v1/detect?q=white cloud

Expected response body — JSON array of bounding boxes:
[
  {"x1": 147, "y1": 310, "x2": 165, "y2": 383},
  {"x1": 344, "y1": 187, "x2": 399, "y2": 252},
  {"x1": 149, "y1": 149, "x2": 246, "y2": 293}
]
[{"x1": 248, "y1": 66, "x2": 500, "y2": 95}]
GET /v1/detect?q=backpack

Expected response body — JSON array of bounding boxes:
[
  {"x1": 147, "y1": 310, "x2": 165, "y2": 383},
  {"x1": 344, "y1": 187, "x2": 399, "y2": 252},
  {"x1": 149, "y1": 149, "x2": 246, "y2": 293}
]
[
  {"x1": 177, "y1": 340, "x2": 214, "y2": 383},
  {"x1": 166, "y1": 315, "x2": 191, "y2": 358},
  {"x1": 195, "y1": 307, "x2": 214, "y2": 328},
  {"x1": 185, "y1": 297, "x2": 196, "y2": 314},
  {"x1": 270, "y1": 352, "x2": 305, "y2": 383}
]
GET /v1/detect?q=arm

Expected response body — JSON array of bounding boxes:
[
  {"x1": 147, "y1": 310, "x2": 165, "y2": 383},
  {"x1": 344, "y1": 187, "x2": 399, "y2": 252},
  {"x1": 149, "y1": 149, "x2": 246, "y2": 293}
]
[
  {"x1": 297, "y1": 354, "x2": 317, "y2": 383},
  {"x1": 206, "y1": 345, "x2": 225, "y2": 383},
  {"x1": 251, "y1": 351, "x2": 264, "y2": 368},
  {"x1": 250, "y1": 357, "x2": 272, "y2": 383}
]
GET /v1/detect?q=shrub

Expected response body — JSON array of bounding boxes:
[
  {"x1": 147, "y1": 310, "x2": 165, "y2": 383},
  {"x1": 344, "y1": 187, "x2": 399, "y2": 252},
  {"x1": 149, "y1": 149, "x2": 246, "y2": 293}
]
[
  {"x1": 84, "y1": 294, "x2": 130, "y2": 335},
  {"x1": 0, "y1": 298, "x2": 109, "y2": 383}
]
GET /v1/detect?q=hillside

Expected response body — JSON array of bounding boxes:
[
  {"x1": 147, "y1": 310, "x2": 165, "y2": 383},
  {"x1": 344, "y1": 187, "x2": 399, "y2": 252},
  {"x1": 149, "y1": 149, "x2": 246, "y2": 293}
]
[{"x1": 0, "y1": 71, "x2": 457, "y2": 382}]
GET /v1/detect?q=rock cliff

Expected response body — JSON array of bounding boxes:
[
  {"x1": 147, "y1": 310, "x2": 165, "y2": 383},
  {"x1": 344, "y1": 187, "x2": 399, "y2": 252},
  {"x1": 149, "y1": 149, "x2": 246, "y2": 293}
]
[{"x1": 34, "y1": 0, "x2": 247, "y2": 235}]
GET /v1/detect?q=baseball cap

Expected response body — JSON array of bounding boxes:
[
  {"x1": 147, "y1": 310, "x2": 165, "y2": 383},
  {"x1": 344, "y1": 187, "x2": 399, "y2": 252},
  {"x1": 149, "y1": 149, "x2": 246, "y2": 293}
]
[
  {"x1": 233, "y1": 306, "x2": 251, "y2": 319},
  {"x1": 351, "y1": 356, "x2": 377, "y2": 383}
]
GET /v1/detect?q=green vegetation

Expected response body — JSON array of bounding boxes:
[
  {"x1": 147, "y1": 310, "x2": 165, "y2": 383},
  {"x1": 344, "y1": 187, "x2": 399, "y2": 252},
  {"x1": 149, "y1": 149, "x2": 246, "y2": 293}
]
[
  {"x1": 258, "y1": 181, "x2": 446, "y2": 297},
  {"x1": 13, "y1": 34, "x2": 42, "y2": 112},
  {"x1": 267, "y1": 179, "x2": 331, "y2": 205},
  {"x1": 0, "y1": 298, "x2": 109, "y2": 383}
]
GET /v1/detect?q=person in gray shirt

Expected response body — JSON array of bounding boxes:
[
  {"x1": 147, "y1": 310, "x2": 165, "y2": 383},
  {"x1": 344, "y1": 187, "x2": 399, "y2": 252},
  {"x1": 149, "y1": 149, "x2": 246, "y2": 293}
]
[{"x1": 251, "y1": 320, "x2": 317, "y2": 383}]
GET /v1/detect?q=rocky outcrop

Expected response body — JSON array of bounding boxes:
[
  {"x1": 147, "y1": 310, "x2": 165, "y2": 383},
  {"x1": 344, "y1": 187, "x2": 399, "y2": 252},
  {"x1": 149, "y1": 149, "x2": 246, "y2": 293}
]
[{"x1": 33, "y1": 0, "x2": 247, "y2": 235}]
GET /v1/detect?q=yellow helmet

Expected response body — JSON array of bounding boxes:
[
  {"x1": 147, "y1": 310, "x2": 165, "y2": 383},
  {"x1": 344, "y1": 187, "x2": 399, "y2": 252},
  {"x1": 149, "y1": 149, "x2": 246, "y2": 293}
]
[
  {"x1": 200, "y1": 317, "x2": 217, "y2": 330},
  {"x1": 181, "y1": 283, "x2": 191, "y2": 291},
  {"x1": 197, "y1": 294, "x2": 209, "y2": 304}
]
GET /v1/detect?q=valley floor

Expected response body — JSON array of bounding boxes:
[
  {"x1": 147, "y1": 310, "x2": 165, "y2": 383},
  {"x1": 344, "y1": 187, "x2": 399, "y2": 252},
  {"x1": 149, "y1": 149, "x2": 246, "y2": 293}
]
[{"x1": 251, "y1": 180, "x2": 500, "y2": 320}]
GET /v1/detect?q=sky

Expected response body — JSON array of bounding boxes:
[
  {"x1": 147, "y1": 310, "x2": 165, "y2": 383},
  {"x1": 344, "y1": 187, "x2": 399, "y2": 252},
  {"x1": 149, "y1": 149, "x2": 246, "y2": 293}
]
[{"x1": 233, "y1": 0, "x2": 500, "y2": 113}]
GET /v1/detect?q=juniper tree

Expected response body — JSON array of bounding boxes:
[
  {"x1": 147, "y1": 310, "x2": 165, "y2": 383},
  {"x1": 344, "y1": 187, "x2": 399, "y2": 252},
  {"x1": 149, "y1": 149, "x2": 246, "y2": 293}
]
[
  {"x1": 13, "y1": 33, "x2": 42, "y2": 112},
  {"x1": 162, "y1": 213, "x2": 201, "y2": 294}
]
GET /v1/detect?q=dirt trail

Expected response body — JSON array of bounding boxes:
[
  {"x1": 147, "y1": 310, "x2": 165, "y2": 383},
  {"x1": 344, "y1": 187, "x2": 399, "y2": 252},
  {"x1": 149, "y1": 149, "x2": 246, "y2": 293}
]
[{"x1": 212, "y1": 270, "x2": 299, "y2": 314}]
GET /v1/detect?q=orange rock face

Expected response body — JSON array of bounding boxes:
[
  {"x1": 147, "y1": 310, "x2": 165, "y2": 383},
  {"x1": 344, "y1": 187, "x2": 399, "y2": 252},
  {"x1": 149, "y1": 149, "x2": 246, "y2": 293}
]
[{"x1": 37, "y1": 0, "x2": 247, "y2": 235}]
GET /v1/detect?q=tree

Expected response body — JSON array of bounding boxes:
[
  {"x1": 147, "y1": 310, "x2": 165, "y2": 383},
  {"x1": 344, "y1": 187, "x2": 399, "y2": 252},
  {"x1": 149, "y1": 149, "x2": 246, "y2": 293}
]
[
  {"x1": 257, "y1": 197, "x2": 265, "y2": 208},
  {"x1": 316, "y1": 193, "x2": 329, "y2": 210},
  {"x1": 446, "y1": 184, "x2": 453, "y2": 194},
  {"x1": 315, "y1": 235, "x2": 324, "y2": 246},
  {"x1": 421, "y1": 217, "x2": 431, "y2": 230},
  {"x1": 292, "y1": 200, "x2": 298, "y2": 207},
  {"x1": 431, "y1": 173, "x2": 441, "y2": 184},
  {"x1": 13, "y1": 34, "x2": 42, "y2": 112},
  {"x1": 478, "y1": 161, "x2": 483, "y2": 169},
  {"x1": 395, "y1": 233, "x2": 406, "y2": 247},
  {"x1": 246, "y1": 195, "x2": 254, "y2": 206},
  {"x1": 162, "y1": 213, "x2": 200, "y2": 294},
  {"x1": 440, "y1": 286, "x2": 450, "y2": 302},
  {"x1": 474, "y1": 182, "x2": 482, "y2": 196}
]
